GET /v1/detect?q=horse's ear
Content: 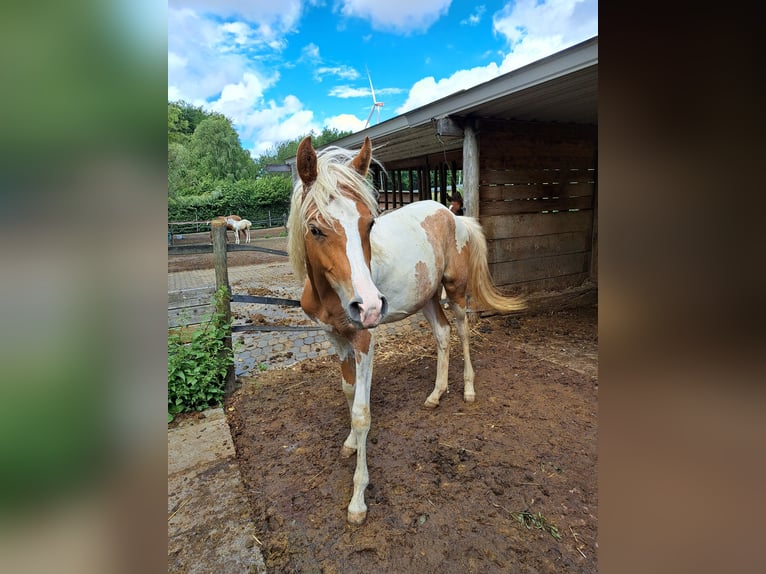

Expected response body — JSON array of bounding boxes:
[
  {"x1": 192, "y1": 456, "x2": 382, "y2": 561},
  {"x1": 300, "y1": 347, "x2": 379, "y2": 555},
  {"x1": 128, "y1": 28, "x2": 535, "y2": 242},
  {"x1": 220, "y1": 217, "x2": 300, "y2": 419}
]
[
  {"x1": 297, "y1": 136, "x2": 317, "y2": 191},
  {"x1": 350, "y1": 137, "x2": 372, "y2": 177}
]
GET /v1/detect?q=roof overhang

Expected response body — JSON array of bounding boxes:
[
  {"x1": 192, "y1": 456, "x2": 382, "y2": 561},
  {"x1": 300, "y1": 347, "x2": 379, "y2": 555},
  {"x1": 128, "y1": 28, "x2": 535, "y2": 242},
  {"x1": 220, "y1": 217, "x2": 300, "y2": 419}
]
[{"x1": 288, "y1": 36, "x2": 598, "y2": 168}]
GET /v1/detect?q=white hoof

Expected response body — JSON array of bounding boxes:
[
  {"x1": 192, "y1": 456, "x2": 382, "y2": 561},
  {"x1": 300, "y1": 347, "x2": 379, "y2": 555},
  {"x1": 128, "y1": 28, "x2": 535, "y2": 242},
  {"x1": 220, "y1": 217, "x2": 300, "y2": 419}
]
[
  {"x1": 464, "y1": 392, "x2": 476, "y2": 403},
  {"x1": 347, "y1": 509, "x2": 367, "y2": 525},
  {"x1": 340, "y1": 445, "x2": 356, "y2": 458},
  {"x1": 423, "y1": 397, "x2": 439, "y2": 409}
]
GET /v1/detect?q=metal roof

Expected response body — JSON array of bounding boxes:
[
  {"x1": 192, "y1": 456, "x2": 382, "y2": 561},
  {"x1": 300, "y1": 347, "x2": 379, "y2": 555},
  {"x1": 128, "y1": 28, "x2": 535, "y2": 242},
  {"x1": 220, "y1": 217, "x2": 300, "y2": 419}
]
[{"x1": 295, "y1": 36, "x2": 598, "y2": 166}]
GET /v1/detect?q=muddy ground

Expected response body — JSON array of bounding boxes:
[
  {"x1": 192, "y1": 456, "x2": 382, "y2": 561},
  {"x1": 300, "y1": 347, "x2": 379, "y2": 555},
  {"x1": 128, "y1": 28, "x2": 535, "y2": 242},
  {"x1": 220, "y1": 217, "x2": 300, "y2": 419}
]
[{"x1": 170, "y1": 233, "x2": 598, "y2": 573}]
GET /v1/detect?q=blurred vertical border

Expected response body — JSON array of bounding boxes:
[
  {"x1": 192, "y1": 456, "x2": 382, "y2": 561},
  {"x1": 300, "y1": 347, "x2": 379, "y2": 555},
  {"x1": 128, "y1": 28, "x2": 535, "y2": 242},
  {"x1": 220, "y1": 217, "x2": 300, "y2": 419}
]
[{"x1": 0, "y1": 1, "x2": 168, "y2": 573}]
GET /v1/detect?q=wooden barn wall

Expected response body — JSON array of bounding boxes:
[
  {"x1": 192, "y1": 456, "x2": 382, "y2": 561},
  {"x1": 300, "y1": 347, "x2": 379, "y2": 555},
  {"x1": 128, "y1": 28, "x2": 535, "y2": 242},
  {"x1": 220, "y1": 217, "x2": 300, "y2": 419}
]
[{"x1": 477, "y1": 119, "x2": 597, "y2": 293}]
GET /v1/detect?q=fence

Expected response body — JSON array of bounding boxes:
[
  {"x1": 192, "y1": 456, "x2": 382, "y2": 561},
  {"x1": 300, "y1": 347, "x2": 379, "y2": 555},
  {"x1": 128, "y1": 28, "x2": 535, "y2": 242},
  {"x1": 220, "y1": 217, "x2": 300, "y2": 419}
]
[
  {"x1": 168, "y1": 219, "x2": 323, "y2": 394},
  {"x1": 168, "y1": 212, "x2": 288, "y2": 245}
]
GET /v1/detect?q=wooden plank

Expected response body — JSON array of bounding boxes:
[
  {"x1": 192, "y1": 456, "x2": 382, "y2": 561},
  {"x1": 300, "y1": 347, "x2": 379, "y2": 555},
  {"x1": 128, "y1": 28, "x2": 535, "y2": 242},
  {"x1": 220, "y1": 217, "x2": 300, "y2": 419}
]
[
  {"x1": 168, "y1": 244, "x2": 289, "y2": 256},
  {"x1": 227, "y1": 244, "x2": 288, "y2": 256},
  {"x1": 168, "y1": 244, "x2": 214, "y2": 255},
  {"x1": 478, "y1": 118, "x2": 597, "y2": 139},
  {"x1": 481, "y1": 182, "x2": 594, "y2": 202},
  {"x1": 479, "y1": 195, "x2": 594, "y2": 216},
  {"x1": 168, "y1": 287, "x2": 216, "y2": 309},
  {"x1": 481, "y1": 181, "x2": 594, "y2": 201},
  {"x1": 480, "y1": 168, "x2": 596, "y2": 185},
  {"x1": 494, "y1": 272, "x2": 593, "y2": 295},
  {"x1": 490, "y1": 252, "x2": 591, "y2": 285},
  {"x1": 481, "y1": 210, "x2": 593, "y2": 239},
  {"x1": 168, "y1": 305, "x2": 215, "y2": 328},
  {"x1": 479, "y1": 136, "x2": 594, "y2": 153},
  {"x1": 486, "y1": 231, "x2": 593, "y2": 264},
  {"x1": 230, "y1": 294, "x2": 301, "y2": 306}
]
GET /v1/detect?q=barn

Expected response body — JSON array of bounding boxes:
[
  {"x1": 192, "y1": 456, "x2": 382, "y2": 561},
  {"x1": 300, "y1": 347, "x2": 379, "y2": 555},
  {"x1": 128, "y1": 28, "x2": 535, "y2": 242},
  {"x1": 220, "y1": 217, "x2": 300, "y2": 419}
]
[{"x1": 287, "y1": 36, "x2": 597, "y2": 296}]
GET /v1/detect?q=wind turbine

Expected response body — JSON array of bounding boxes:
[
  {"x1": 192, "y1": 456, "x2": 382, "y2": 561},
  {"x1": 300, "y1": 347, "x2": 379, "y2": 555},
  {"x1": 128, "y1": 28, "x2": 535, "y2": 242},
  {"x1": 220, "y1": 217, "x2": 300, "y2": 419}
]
[{"x1": 364, "y1": 67, "x2": 384, "y2": 128}]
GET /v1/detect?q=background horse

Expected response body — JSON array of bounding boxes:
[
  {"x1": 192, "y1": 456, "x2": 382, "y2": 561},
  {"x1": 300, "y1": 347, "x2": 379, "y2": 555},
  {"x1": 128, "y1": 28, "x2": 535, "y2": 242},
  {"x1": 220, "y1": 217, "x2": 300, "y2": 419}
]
[
  {"x1": 288, "y1": 136, "x2": 526, "y2": 525},
  {"x1": 229, "y1": 218, "x2": 252, "y2": 244},
  {"x1": 209, "y1": 214, "x2": 245, "y2": 243},
  {"x1": 448, "y1": 191, "x2": 464, "y2": 215}
]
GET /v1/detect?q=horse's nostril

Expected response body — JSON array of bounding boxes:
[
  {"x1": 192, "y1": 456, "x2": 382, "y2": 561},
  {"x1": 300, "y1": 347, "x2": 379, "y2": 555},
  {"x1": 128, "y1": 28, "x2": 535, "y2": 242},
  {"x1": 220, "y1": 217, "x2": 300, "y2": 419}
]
[
  {"x1": 379, "y1": 295, "x2": 388, "y2": 317},
  {"x1": 348, "y1": 298, "x2": 363, "y2": 321}
]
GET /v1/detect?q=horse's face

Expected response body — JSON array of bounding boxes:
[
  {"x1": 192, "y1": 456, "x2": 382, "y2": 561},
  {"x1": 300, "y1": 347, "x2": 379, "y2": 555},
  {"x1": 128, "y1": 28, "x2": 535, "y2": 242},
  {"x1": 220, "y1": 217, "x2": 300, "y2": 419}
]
[{"x1": 297, "y1": 137, "x2": 388, "y2": 330}]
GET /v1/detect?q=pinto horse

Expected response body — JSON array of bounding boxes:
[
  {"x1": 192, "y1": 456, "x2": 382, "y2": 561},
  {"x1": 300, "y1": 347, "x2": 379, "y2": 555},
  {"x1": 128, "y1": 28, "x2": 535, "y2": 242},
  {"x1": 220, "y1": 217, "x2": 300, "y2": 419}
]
[
  {"x1": 209, "y1": 215, "x2": 245, "y2": 244},
  {"x1": 288, "y1": 136, "x2": 526, "y2": 524},
  {"x1": 230, "y1": 218, "x2": 252, "y2": 244}
]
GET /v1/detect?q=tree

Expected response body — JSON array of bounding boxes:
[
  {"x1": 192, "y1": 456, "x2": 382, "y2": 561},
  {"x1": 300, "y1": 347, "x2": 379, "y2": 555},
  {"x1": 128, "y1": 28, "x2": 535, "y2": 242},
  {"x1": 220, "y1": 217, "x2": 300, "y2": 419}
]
[
  {"x1": 253, "y1": 127, "x2": 352, "y2": 177},
  {"x1": 188, "y1": 115, "x2": 256, "y2": 183}
]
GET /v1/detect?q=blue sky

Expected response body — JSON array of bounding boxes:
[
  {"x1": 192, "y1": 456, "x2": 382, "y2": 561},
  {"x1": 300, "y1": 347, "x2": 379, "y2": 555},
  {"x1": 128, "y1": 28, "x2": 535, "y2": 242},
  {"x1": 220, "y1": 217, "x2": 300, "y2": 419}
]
[{"x1": 168, "y1": 0, "x2": 598, "y2": 158}]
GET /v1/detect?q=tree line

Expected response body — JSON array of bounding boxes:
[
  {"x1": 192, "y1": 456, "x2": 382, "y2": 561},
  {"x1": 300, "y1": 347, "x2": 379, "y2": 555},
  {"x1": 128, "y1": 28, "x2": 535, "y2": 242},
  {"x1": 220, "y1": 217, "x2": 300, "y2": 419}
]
[{"x1": 168, "y1": 101, "x2": 351, "y2": 225}]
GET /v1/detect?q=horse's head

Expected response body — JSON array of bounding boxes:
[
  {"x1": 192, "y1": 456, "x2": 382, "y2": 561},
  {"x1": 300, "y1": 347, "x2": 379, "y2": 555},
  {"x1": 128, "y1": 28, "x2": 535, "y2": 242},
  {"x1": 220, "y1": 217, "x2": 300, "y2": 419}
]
[{"x1": 290, "y1": 136, "x2": 387, "y2": 329}]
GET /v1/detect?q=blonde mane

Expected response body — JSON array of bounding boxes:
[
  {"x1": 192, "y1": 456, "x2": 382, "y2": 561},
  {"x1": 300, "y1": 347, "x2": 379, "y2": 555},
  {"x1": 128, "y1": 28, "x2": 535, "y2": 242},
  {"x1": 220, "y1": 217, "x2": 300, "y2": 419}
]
[{"x1": 288, "y1": 146, "x2": 380, "y2": 282}]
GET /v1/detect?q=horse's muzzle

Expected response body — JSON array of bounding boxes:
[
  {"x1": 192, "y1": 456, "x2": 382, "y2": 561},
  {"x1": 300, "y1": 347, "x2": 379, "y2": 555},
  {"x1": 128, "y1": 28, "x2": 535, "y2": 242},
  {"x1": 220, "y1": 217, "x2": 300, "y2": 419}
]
[{"x1": 348, "y1": 294, "x2": 388, "y2": 328}]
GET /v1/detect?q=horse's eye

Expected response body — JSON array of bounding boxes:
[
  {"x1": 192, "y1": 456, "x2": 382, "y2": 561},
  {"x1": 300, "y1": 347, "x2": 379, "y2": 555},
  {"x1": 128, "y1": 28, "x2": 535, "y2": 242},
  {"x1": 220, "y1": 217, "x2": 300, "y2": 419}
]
[{"x1": 309, "y1": 225, "x2": 323, "y2": 237}]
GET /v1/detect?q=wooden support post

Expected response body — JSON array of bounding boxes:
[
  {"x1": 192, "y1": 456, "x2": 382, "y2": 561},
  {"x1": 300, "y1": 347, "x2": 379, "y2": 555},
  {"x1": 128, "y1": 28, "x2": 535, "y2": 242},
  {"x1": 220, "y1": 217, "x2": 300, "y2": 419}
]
[
  {"x1": 463, "y1": 123, "x2": 479, "y2": 218},
  {"x1": 211, "y1": 220, "x2": 236, "y2": 395}
]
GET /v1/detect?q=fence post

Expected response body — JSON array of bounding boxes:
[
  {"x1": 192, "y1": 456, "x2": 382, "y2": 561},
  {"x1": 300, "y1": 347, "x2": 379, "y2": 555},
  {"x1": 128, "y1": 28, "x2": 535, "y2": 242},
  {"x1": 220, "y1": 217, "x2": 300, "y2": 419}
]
[{"x1": 211, "y1": 220, "x2": 236, "y2": 395}]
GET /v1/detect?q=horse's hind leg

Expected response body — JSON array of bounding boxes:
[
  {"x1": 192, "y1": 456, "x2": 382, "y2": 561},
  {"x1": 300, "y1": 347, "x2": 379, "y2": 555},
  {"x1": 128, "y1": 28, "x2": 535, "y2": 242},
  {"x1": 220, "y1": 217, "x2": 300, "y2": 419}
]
[
  {"x1": 448, "y1": 299, "x2": 476, "y2": 402},
  {"x1": 442, "y1": 268, "x2": 476, "y2": 402},
  {"x1": 421, "y1": 295, "x2": 452, "y2": 408}
]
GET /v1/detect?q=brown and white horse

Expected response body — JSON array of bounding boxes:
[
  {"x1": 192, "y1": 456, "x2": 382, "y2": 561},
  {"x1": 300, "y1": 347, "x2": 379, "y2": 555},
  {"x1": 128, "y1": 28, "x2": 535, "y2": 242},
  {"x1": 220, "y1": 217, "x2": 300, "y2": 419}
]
[
  {"x1": 288, "y1": 136, "x2": 526, "y2": 524},
  {"x1": 229, "y1": 218, "x2": 252, "y2": 244},
  {"x1": 209, "y1": 214, "x2": 245, "y2": 243}
]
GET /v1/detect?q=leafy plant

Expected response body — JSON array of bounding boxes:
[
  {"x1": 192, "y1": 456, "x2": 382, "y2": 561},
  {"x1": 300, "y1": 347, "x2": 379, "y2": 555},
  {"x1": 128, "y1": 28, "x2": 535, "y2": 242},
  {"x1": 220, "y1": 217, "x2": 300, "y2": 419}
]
[
  {"x1": 510, "y1": 510, "x2": 562, "y2": 540},
  {"x1": 168, "y1": 288, "x2": 234, "y2": 422}
]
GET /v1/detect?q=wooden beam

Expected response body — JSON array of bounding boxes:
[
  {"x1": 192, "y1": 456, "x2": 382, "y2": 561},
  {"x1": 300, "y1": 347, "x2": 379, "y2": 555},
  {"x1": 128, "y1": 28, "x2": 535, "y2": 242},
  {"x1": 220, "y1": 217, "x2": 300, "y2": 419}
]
[{"x1": 463, "y1": 123, "x2": 479, "y2": 218}]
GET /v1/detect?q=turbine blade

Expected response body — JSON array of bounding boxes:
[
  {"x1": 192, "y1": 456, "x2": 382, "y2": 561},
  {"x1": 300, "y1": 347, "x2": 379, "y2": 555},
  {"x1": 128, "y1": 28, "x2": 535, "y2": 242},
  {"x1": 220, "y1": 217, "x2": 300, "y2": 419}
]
[
  {"x1": 366, "y1": 66, "x2": 377, "y2": 104},
  {"x1": 365, "y1": 105, "x2": 375, "y2": 128}
]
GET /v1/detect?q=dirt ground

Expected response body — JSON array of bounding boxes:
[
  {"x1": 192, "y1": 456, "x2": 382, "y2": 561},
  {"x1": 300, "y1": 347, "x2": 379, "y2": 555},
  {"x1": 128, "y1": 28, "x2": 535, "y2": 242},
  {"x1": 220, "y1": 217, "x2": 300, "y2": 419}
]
[
  {"x1": 169, "y1": 234, "x2": 598, "y2": 573},
  {"x1": 168, "y1": 227, "x2": 289, "y2": 272}
]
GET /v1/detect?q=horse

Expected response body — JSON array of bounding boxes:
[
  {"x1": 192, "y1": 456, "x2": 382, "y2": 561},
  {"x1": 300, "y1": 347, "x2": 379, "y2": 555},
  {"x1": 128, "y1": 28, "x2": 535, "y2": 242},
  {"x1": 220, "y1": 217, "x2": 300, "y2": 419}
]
[
  {"x1": 209, "y1": 214, "x2": 245, "y2": 244},
  {"x1": 448, "y1": 191, "x2": 464, "y2": 216},
  {"x1": 229, "y1": 218, "x2": 252, "y2": 244},
  {"x1": 287, "y1": 136, "x2": 526, "y2": 525}
]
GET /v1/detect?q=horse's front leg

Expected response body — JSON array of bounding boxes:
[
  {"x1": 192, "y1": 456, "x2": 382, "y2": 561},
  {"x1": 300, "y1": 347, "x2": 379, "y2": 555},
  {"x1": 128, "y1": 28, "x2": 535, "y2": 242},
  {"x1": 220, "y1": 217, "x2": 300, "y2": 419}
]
[
  {"x1": 329, "y1": 330, "x2": 375, "y2": 523},
  {"x1": 348, "y1": 330, "x2": 374, "y2": 524},
  {"x1": 421, "y1": 296, "x2": 452, "y2": 408}
]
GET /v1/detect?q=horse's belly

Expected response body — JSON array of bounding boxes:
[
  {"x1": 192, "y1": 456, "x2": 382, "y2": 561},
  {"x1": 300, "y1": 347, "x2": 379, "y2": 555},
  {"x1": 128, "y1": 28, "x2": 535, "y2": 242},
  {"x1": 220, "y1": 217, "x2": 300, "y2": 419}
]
[{"x1": 373, "y1": 263, "x2": 440, "y2": 322}]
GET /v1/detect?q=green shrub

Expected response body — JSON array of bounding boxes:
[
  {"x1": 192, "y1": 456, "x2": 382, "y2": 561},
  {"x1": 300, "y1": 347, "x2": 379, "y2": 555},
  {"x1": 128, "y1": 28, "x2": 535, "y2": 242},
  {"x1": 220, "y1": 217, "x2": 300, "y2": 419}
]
[
  {"x1": 168, "y1": 175, "x2": 292, "y2": 228},
  {"x1": 168, "y1": 289, "x2": 234, "y2": 422}
]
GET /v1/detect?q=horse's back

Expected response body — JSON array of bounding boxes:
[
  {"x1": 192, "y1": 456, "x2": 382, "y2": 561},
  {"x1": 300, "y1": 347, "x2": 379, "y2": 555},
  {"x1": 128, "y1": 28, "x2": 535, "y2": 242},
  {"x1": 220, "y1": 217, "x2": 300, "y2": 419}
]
[{"x1": 371, "y1": 201, "x2": 455, "y2": 321}]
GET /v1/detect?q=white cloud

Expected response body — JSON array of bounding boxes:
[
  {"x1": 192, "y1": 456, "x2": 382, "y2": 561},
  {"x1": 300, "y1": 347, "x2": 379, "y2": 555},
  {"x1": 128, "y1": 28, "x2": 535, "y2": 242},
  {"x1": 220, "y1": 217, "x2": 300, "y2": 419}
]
[
  {"x1": 396, "y1": 63, "x2": 500, "y2": 114},
  {"x1": 227, "y1": 95, "x2": 320, "y2": 157},
  {"x1": 316, "y1": 66, "x2": 360, "y2": 81},
  {"x1": 209, "y1": 72, "x2": 275, "y2": 120},
  {"x1": 168, "y1": 0, "x2": 304, "y2": 32},
  {"x1": 397, "y1": 0, "x2": 597, "y2": 114},
  {"x1": 493, "y1": 0, "x2": 598, "y2": 63},
  {"x1": 338, "y1": 0, "x2": 452, "y2": 33},
  {"x1": 461, "y1": 5, "x2": 486, "y2": 26},
  {"x1": 302, "y1": 43, "x2": 321, "y2": 61},
  {"x1": 329, "y1": 85, "x2": 371, "y2": 99},
  {"x1": 326, "y1": 114, "x2": 367, "y2": 134}
]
